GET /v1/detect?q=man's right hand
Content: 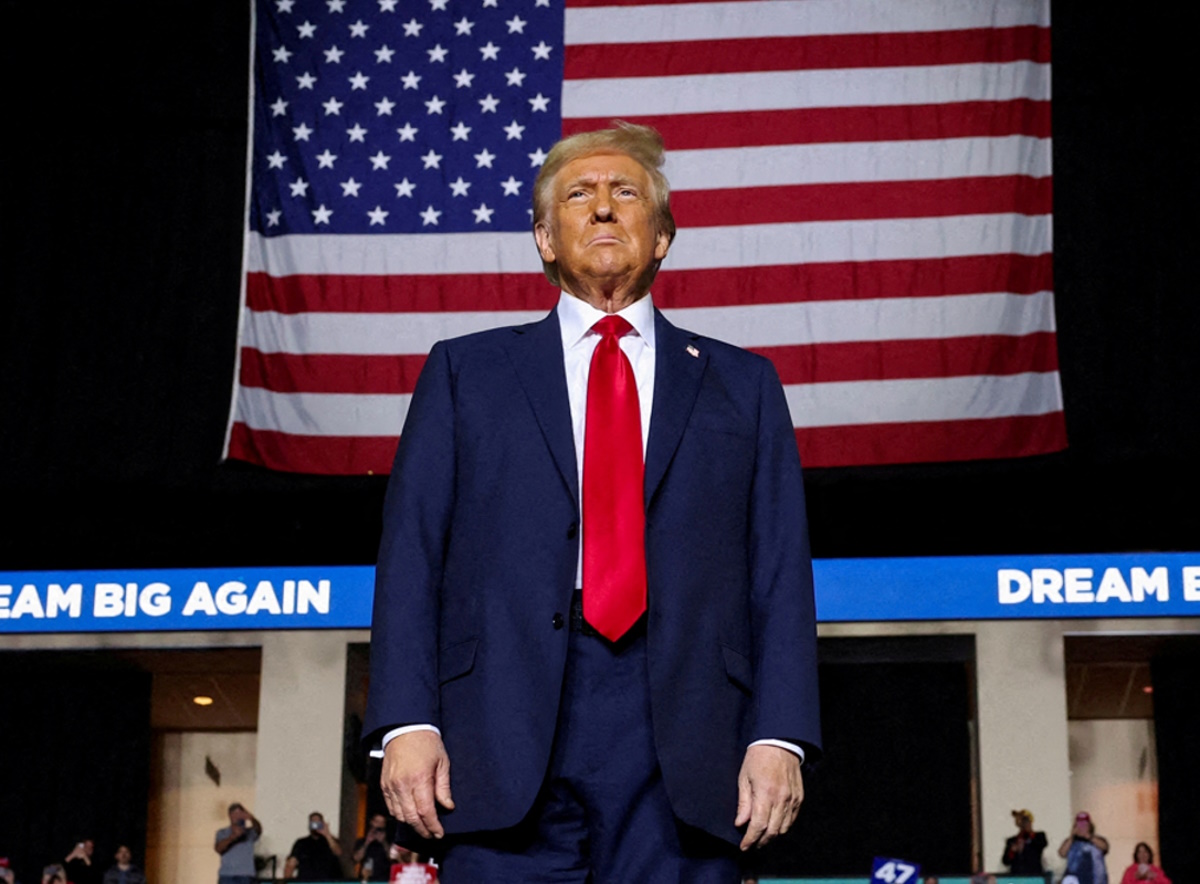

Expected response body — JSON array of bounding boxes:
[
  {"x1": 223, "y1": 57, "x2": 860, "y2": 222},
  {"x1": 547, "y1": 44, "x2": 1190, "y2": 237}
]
[{"x1": 381, "y1": 730, "x2": 455, "y2": 839}]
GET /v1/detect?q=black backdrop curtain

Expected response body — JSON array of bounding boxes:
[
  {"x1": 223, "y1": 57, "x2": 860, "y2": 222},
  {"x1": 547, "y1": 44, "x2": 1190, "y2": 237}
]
[
  {"x1": 0, "y1": 654, "x2": 152, "y2": 884},
  {"x1": 1151, "y1": 653, "x2": 1200, "y2": 884},
  {"x1": 751, "y1": 638, "x2": 975, "y2": 878}
]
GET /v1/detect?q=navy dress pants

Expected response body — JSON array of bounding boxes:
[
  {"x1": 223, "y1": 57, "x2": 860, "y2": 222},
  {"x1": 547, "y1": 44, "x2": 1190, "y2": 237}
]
[{"x1": 439, "y1": 619, "x2": 740, "y2": 883}]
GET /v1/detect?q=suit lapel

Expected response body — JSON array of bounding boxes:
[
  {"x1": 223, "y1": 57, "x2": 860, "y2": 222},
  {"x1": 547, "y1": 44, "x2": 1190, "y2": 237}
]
[
  {"x1": 645, "y1": 309, "x2": 707, "y2": 506},
  {"x1": 504, "y1": 310, "x2": 579, "y2": 508}
]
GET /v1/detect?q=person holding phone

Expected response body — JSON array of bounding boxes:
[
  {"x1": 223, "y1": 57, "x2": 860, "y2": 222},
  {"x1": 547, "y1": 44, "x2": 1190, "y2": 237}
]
[
  {"x1": 215, "y1": 802, "x2": 263, "y2": 884},
  {"x1": 1119, "y1": 843, "x2": 1171, "y2": 884},
  {"x1": 1058, "y1": 811, "x2": 1110, "y2": 884},
  {"x1": 63, "y1": 839, "x2": 100, "y2": 884},
  {"x1": 283, "y1": 812, "x2": 343, "y2": 881}
]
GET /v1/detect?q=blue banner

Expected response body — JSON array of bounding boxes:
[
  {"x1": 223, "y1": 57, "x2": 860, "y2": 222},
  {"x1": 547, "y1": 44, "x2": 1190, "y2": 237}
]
[{"x1": 1, "y1": 552, "x2": 1198, "y2": 634}]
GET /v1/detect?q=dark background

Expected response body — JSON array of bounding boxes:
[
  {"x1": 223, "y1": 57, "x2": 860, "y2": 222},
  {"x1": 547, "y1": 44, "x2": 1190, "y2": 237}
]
[
  {"x1": 2, "y1": 1, "x2": 1198, "y2": 569},
  {"x1": 1, "y1": 0, "x2": 1198, "y2": 881}
]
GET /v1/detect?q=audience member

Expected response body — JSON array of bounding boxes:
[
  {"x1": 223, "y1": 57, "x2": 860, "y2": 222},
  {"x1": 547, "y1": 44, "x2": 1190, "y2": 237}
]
[
  {"x1": 100, "y1": 846, "x2": 145, "y2": 884},
  {"x1": 1119, "y1": 843, "x2": 1171, "y2": 884},
  {"x1": 41, "y1": 866, "x2": 66, "y2": 884},
  {"x1": 63, "y1": 840, "x2": 100, "y2": 884},
  {"x1": 1058, "y1": 810, "x2": 1109, "y2": 884},
  {"x1": 215, "y1": 801, "x2": 263, "y2": 884},
  {"x1": 283, "y1": 812, "x2": 343, "y2": 881},
  {"x1": 1003, "y1": 808, "x2": 1048, "y2": 875},
  {"x1": 0, "y1": 857, "x2": 15, "y2": 884},
  {"x1": 922, "y1": 877, "x2": 939, "y2": 884},
  {"x1": 352, "y1": 813, "x2": 392, "y2": 881}
]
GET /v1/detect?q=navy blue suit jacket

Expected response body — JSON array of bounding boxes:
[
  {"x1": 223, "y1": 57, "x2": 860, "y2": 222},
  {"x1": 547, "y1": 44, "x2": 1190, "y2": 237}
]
[{"x1": 364, "y1": 306, "x2": 821, "y2": 845}]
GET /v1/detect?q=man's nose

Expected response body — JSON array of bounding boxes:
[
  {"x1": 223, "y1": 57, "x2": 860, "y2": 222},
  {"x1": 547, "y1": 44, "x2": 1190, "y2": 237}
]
[{"x1": 591, "y1": 189, "x2": 614, "y2": 220}]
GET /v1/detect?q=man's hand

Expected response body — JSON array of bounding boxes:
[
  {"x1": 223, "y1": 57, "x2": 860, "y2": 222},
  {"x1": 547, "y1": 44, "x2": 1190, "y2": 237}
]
[
  {"x1": 381, "y1": 730, "x2": 455, "y2": 839},
  {"x1": 734, "y1": 744, "x2": 804, "y2": 851}
]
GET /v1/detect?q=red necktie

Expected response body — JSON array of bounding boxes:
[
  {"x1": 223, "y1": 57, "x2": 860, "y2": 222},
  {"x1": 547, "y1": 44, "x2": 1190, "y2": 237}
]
[{"x1": 582, "y1": 315, "x2": 647, "y2": 641}]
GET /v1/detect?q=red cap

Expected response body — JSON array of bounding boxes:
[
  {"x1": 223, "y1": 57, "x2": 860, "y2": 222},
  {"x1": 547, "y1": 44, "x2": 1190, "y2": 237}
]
[{"x1": 1076, "y1": 811, "x2": 1091, "y2": 821}]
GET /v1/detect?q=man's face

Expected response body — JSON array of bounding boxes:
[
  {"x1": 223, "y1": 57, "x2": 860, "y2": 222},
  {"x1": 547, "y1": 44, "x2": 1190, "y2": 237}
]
[
  {"x1": 82, "y1": 842, "x2": 94, "y2": 858},
  {"x1": 114, "y1": 847, "x2": 131, "y2": 865},
  {"x1": 309, "y1": 813, "x2": 324, "y2": 833},
  {"x1": 369, "y1": 814, "x2": 386, "y2": 832},
  {"x1": 534, "y1": 152, "x2": 670, "y2": 304}
]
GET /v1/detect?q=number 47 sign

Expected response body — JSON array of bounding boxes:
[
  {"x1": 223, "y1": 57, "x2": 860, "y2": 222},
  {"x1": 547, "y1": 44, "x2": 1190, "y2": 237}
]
[{"x1": 872, "y1": 857, "x2": 921, "y2": 884}]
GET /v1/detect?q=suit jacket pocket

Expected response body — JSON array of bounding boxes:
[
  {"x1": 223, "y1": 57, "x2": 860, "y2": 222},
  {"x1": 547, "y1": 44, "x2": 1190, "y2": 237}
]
[
  {"x1": 721, "y1": 644, "x2": 754, "y2": 695},
  {"x1": 439, "y1": 638, "x2": 478, "y2": 685}
]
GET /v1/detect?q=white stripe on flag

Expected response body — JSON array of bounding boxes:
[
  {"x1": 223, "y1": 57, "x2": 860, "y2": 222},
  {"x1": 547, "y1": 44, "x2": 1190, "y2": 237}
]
[
  {"x1": 235, "y1": 371, "x2": 1064, "y2": 438},
  {"x1": 242, "y1": 292, "x2": 1056, "y2": 356},
  {"x1": 237, "y1": 387, "x2": 412, "y2": 436},
  {"x1": 664, "y1": 138, "x2": 1052, "y2": 191},
  {"x1": 244, "y1": 230, "x2": 542, "y2": 277},
  {"x1": 564, "y1": 0, "x2": 1049, "y2": 45},
  {"x1": 245, "y1": 214, "x2": 1051, "y2": 277},
  {"x1": 785, "y1": 372, "x2": 1064, "y2": 428},
  {"x1": 665, "y1": 214, "x2": 1051, "y2": 269},
  {"x1": 561, "y1": 63, "x2": 1050, "y2": 118}
]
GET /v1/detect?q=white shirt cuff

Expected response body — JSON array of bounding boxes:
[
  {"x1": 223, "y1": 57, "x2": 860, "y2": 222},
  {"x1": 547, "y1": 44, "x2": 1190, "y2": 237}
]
[
  {"x1": 749, "y1": 738, "x2": 805, "y2": 764},
  {"x1": 368, "y1": 724, "x2": 442, "y2": 758}
]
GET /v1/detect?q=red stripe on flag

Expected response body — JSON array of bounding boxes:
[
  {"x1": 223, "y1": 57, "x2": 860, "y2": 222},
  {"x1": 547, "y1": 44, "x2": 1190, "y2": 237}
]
[
  {"x1": 228, "y1": 423, "x2": 398, "y2": 476},
  {"x1": 228, "y1": 414, "x2": 1067, "y2": 475},
  {"x1": 240, "y1": 349, "x2": 429, "y2": 394},
  {"x1": 759, "y1": 333, "x2": 1059, "y2": 385},
  {"x1": 245, "y1": 255, "x2": 1052, "y2": 315},
  {"x1": 673, "y1": 176, "x2": 1052, "y2": 228},
  {"x1": 797, "y1": 412, "x2": 1067, "y2": 468},
  {"x1": 562, "y1": 101, "x2": 1051, "y2": 148},
  {"x1": 653, "y1": 255, "x2": 1053, "y2": 308},
  {"x1": 565, "y1": 28, "x2": 1049, "y2": 79},
  {"x1": 239, "y1": 333, "x2": 1057, "y2": 395}
]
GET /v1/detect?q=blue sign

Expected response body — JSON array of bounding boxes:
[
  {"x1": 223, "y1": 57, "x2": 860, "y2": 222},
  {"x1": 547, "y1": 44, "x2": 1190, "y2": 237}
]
[
  {"x1": 0, "y1": 565, "x2": 374, "y2": 633},
  {"x1": 871, "y1": 857, "x2": 921, "y2": 884},
  {"x1": 815, "y1": 552, "x2": 1200, "y2": 622},
  {"x1": 1, "y1": 552, "x2": 1198, "y2": 634}
]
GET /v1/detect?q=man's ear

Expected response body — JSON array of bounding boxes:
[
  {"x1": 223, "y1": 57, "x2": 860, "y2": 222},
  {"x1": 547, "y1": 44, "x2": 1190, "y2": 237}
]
[
  {"x1": 534, "y1": 223, "x2": 556, "y2": 263},
  {"x1": 654, "y1": 229, "x2": 670, "y2": 261}
]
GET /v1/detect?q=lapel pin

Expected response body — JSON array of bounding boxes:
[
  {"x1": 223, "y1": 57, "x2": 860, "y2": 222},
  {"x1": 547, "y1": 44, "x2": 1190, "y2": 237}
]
[{"x1": 686, "y1": 345, "x2": 700, "y2": 358}]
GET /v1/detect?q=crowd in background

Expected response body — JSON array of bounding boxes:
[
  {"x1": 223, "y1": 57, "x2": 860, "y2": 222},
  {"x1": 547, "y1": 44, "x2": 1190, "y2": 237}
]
[
  {"x1": 919, "y1": 808, "x2": 1173, "y2": 884},
  {"x1": 0, "y1": 840, "x2": 146, "y2": 884},
  {"x1": 3, "y1": 806, "x2": 1175, "y2": 883}
]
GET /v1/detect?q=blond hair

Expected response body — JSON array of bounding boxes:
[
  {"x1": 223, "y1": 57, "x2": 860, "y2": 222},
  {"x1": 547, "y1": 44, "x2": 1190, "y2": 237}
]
[{"x1": 532, "y1": 121, "x2": 676, "y2": 286}]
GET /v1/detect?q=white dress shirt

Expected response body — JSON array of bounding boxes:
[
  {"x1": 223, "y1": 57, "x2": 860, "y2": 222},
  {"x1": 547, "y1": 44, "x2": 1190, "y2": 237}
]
[{"x1": 377, "y1": 293, "x2": 802, "y2": 762}]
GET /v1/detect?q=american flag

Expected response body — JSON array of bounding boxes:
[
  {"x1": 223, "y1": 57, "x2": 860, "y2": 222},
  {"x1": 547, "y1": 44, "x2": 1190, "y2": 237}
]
[{"x1": 226, "y1": 0, "x2": 1064, "y2": 474}]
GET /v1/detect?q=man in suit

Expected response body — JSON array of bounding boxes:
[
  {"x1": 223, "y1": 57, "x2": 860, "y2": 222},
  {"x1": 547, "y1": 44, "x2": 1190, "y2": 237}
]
[{"x1": 364, "y1": 122, "x2": 821, "y2": 882}]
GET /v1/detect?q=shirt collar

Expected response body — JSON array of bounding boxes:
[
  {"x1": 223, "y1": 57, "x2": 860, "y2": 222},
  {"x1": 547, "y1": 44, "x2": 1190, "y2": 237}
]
[{"x1": 556, "y1": 290, "x2": 656, "y2": 351}]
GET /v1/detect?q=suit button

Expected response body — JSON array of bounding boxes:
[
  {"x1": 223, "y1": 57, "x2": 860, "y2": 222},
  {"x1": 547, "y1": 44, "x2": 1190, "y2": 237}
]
[
  {"x1": 552, "y1": 613, "x2": 565, "y2": 630},
  {"x1": 566, "y1": 522, "x2": 578, "y2": 539}
]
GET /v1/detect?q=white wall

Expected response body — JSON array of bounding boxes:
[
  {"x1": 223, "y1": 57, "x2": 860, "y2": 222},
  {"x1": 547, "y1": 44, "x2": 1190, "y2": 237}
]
[
  {"x1": 1068, "y1": 719, "x2": 1159, "y2": 879},
  {"x1": 255, "y1": 631, "x2": 352, "y2": 869},
  {"x1": 148, "y1": 731, "x2": 258, "y2": 884},
  {"x1": 974, "y1": 620, "x2": 1073, "y2": 877}
]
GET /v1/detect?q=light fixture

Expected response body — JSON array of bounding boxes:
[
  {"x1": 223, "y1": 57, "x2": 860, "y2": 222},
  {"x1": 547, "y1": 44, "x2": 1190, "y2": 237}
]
[
  {"x1": 1141, "y1": 685, "x2": 1153, "y2": 694},
  {"x1": 193, "y1": 695, "x2": 215, "y2": 706}
]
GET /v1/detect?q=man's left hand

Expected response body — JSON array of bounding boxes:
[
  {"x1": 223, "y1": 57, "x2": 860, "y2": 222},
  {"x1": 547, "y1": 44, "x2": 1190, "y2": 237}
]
[{"x1": 734, "y1": 744, "x2": 804, "y2": 851}]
